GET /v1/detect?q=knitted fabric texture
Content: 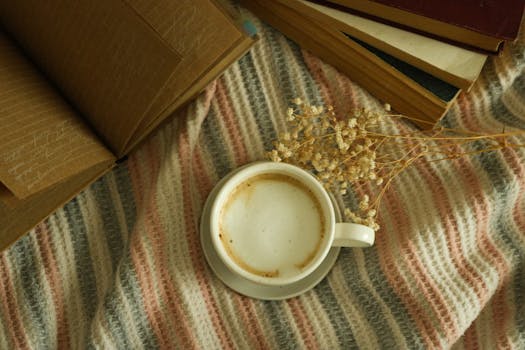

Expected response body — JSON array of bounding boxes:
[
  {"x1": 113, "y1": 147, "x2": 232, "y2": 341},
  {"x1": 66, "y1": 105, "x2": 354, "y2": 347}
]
[{"x1": 0, "y1": 10, "x2": 524, "y2": 349}]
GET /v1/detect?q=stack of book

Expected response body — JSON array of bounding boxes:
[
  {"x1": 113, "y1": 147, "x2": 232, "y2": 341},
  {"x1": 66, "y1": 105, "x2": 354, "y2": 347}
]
[{"x1": 240, "y1": 0, "x2": 525, "y2": 124}]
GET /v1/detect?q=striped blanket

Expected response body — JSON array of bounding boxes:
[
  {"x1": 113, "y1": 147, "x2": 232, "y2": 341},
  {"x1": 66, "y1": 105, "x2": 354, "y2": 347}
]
[{"x1": 1, "y1": 9, "x2": 524, "y2": 349}]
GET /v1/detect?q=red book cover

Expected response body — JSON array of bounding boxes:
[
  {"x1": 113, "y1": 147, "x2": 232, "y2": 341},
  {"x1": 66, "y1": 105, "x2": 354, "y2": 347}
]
[{"x1": 370, "y1": 0, "x2": 525, "y2": 39}]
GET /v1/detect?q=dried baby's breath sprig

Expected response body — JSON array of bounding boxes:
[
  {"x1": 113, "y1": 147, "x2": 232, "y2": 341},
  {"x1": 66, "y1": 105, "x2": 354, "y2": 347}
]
[{"x1": 267, "y1": 99, "x2": 525, "y2": 231}]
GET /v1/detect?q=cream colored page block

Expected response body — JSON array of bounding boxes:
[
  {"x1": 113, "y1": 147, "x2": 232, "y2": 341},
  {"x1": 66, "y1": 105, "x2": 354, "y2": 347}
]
[
  {"x1": 0, "y1": 32, "x2": 115, "y2": 199},
  {"x1": 301, "y1": 0, "x2": 487, "y2": 83}
]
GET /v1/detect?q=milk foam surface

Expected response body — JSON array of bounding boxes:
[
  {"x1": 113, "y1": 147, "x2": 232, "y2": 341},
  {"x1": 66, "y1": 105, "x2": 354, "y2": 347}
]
[{"x1": 219, "y1": 174, "x2": 325, "y2": 279}]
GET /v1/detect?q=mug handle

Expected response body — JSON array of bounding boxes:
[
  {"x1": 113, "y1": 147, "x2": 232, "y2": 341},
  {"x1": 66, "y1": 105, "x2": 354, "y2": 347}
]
[{"x1": 333, "y1": 223, "x2": 375, "y2": 247}]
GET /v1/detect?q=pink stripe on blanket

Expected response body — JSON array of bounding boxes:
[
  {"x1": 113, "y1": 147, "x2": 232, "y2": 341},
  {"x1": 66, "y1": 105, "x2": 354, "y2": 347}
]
[
  {"x1": 128, "y1": 149, "x2": 198, "y2": 349},
  {"x1": 454, "y1": 89, "x2": 513, "y2": 348},
  {"x1": 287, "y1": 297, "x2": 321, "y2": 350},
  {"x1": 35, "y1": 223, "x2": 71, "y2": 348},
  {"x1": 215, "y1": 79, "x2": 250, "y2": 166},
  {"x1": 233, "y1": 295, "x2": 271, "y2": 349},
  {"x1": 377, "y1": 189, "x2": 442, "y2": 348},
  {"x1": 0, "y1": 256, "x2": 30, "y2": 349}
]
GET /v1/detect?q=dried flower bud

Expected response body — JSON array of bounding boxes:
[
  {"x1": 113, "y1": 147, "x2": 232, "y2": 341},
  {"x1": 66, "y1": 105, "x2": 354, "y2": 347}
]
[
  {"x1": 347, "y1": 118, "x2": 357, "y2": 128},
  {"x1": 359, "y1": 198, "x2": 369, "y2": 211},
  {"x1": 320, "y1": 172, "x2": 331, "y2": 180},
  {"x1": 277, "y1": 143, "x2": 287, "y2": 153},
  {"x1": 312, "y1": 159, "x2": 323, "y2": 172},
  {"x1": 269, "y1": 150, "x2": 281, "y2": 162}
]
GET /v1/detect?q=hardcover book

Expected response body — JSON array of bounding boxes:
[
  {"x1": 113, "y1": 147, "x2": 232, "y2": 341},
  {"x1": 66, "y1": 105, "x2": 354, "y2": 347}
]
[
  {"x1": 241, "y1": 0, "x2": 462, "y2": 125},
  {"x1": 325, "y1": 0, "x2": 525, "y2": 52},
  {"x1": 297, "y1": 0, "x2": 487, "y2": 90},
  {"x1": 0, "y1": 0, "x2": 255, "y2": 251}
]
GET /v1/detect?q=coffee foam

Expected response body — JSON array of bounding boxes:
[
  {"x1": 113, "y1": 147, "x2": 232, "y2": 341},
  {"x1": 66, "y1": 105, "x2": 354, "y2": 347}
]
[{"x1": 219, "y1": 173, "x2": 326, "y2": 280}]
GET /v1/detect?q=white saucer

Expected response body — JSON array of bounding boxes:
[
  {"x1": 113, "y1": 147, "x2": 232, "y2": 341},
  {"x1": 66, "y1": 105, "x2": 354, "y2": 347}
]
[{"x1": 199, "y1": 164, "x2": 341, "y2": 300}]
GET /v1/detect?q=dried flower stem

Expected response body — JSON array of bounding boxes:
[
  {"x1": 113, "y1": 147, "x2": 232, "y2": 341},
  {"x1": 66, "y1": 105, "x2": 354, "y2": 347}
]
[{"x1": 267, "y1": 99, "x2": 525, "y2": 231}]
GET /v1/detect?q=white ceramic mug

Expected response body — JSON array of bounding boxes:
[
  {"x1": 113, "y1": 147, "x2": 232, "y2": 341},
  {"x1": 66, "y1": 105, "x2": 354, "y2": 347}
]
[{"x1": 209, "y1": 161, "x2": 374, "y2": 286}]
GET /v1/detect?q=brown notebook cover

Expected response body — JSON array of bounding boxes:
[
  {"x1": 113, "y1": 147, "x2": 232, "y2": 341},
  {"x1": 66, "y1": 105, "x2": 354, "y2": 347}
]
[{"x1": 0, "y1": 0, "x2": 255, "y2": 251}]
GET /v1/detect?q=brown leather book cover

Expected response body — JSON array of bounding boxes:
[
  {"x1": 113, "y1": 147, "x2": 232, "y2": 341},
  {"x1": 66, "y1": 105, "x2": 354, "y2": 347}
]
[
  {"x1": 0, "y1": 0, "x2": 254, "y2": 250},
  {"x1": 367, "y1": 0, "x2": 525, "y2": 39},
  {"x1": 326, "y1": 0, "x2": 525, "y2": 52}
]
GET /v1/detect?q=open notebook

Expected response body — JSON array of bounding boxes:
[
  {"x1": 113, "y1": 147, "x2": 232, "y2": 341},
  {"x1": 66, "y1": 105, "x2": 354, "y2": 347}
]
[{"x1": 0, "y1": 0, "x2": 255, "y2": 250}]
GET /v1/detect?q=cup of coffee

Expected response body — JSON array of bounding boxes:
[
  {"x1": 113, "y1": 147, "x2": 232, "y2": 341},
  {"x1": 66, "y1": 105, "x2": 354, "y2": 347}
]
[{"x1": 208, "y1": 161, "x2": 374, "y2": 286}]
